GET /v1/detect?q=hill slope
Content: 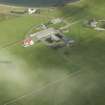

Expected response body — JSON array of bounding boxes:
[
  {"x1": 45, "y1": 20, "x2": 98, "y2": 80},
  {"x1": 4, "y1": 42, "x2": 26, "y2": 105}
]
[{"x1": 0, "y1": 0, "x2": 105, "y2": 105}]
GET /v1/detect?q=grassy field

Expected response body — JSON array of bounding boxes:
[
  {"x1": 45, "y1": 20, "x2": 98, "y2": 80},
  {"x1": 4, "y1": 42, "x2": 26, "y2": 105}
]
[{"x1": 0, "y1": 0, "x2": 105, "y2": 105}]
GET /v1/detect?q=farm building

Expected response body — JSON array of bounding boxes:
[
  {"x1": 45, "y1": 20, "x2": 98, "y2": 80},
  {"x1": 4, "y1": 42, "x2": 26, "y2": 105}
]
[
  {"x1": 28, "y1": 8, "x2": 39, "y2": 15},
  {"x1": 51, "y1": 18, "x2": 63, "y2": 24},
  {"x1": 23, "y1": 28, "x2": 75, "y2": 48}
]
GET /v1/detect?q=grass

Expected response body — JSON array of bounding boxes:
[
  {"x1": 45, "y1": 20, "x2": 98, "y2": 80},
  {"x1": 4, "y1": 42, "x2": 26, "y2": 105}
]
[{"x1": 0, "y1": 0, "x2": 105, "y2": 105}]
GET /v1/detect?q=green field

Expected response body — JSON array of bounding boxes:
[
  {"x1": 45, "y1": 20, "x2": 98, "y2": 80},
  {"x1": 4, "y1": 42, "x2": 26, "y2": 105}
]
[{"x1": 0, "y1": 0, "x2": 105, "y2": 105}]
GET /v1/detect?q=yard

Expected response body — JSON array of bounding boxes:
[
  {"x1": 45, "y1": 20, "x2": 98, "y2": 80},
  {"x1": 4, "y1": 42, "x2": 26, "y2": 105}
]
[{"x1": 0, "y1": 0, "x2": 105, "y2": 105}]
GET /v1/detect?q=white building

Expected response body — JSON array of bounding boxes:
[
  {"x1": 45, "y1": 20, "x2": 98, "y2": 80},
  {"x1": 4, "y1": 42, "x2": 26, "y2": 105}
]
[
  {"x1": 51, "y1": 18, "x2": 63, "y2": 24},
  {"x1": 90, "y1": 21, "x2": 98, "y2": 28},
  {"x1": 28, "y1": 8, "x2": 38, "y2": 15}
]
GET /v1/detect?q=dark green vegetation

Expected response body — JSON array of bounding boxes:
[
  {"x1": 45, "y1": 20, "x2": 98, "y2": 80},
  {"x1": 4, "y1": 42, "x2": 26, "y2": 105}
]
[{"x1": 0, "y1": 0, "x2": 105, "y2": 105}]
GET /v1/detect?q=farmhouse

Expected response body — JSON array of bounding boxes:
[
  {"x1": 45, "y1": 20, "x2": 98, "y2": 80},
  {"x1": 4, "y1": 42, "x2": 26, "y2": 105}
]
[
  {"x1": 28, "y1": 8, "x2": 38, "y2": 15},
  {"x1": 23, "y1": 28, "x2": 75, "y2": 48}
]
